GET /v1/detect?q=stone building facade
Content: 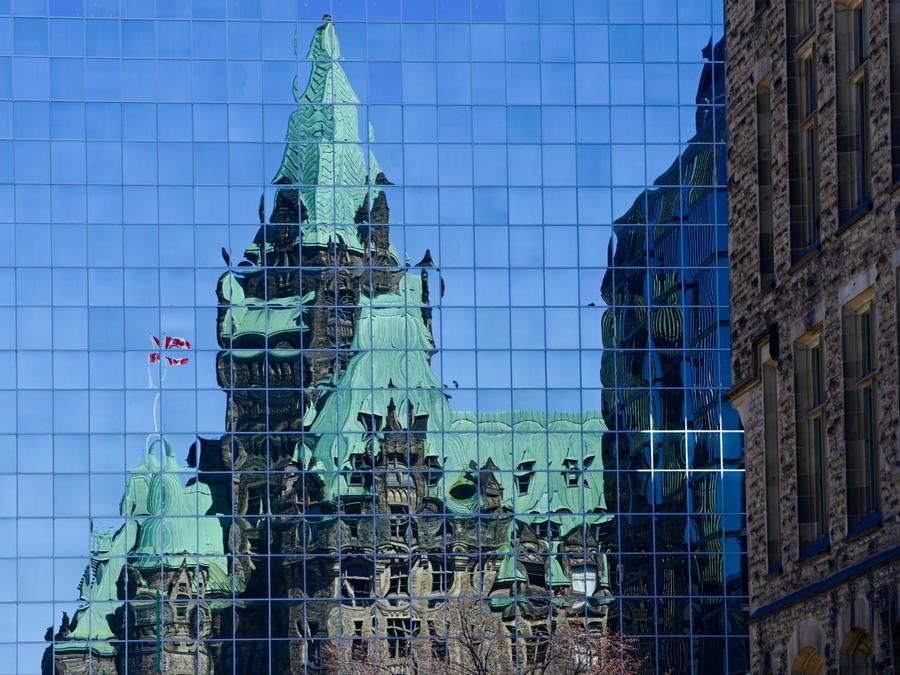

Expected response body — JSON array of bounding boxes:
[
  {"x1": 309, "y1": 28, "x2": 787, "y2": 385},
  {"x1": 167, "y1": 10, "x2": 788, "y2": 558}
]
[{"x1": 725, "y1": 0, "x2": 900, "y2": 672}]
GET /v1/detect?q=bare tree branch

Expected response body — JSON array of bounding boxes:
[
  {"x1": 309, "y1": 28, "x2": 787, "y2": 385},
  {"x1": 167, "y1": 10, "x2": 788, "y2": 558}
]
[{"x1": 314, "y1": 599, "x2": 649, "y2": 675}]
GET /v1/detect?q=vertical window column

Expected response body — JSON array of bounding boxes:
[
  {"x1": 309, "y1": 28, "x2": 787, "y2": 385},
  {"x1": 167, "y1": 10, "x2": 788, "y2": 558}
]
[
  {"x1": 836, "y1": 0, "x2": 871, "y2": 222},
  {"x1": 760, "y1": 343, "x2": 782, "y2": 572},
  {"x1": 788, "y1": 0, "x2": 820, "y2": 260},
  {"x1": 794, "y1": 332, "x2": 828, "y2": 555},
  {"x1": 843, "y1": 293, "x2": 879, "y2": 532},
  {"x1": 890, "y1": 1, "x2": 900, "y2": 182},
  {"x1": 757, "y1": 81, "x2": 775, "y2": 288}
]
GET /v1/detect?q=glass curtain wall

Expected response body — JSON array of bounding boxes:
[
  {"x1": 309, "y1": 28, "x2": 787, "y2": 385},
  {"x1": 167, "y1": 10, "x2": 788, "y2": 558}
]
[{"x1": 0, "y1": 1, "x2": 745, "y2": 673}]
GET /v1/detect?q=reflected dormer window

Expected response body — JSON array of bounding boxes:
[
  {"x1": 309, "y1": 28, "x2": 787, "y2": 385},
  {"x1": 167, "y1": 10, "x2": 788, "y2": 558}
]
[
  {"x1": 516, "y1": 461, "x2": 536, "y2": 496},
  {"x1": 425, "y1": 455, "x2": 442, "y2": 487},
  {"x1": 387, "y1": 563, "x2": 409, "y2": 597},
  {"x1": 563, "y1": 456, "x2": 595, "y2": 488},
  {"x1": 341, "y1": 561, "x2": 373, "y2": 603},
  {"x1": 532, "y1": 520, "x2": 560, "y2": 541},
  {"x1": 563, "y1": 459, "x2": 580, "y2": 487},
  {"x1": 524, "y1": 562, "x2": 545, "y2": 589},
  {"x1": 570, "y1": 565, "x2": 598, "y2": 597},
  {"x1": 347, "y1": 452, "x2": 371, "y2": 487},
  {"x1": 384, "y1": 457, "x2": 407, "y2": 488}
]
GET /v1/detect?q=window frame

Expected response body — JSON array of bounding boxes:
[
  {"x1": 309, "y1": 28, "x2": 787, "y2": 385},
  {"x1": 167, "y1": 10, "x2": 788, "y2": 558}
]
[
  {"x1": 756, "y1": 78, "x2": 776, "y2": 289},
  {"x1": 340, "y1": 559, "x2": 374, "y2": 604},
  {"x1": 890, "y1": 1, "x2": 900, "y2": 182},
  {"x1": 386, "y1": 618, "x2": 414, "y2": 659},
  {"x1": 387, "y1": 562, "x2": 410, "y2": 597},
  {"x1": 788, "y1": 2, "x2": 821, "y2": 262},
  {"x1": 842, "y1": 289, "x2": 880, "y2": 534},
  {"x1": 836, "y1": 0, "x2": 871, "y2": 223},
  {"x1": 760, "y1": 341, "x2": 782, "y2": 572},
  {"x1": 429, "y1": 556, "x2": 453, "y2": 595},
  {"x1": 794, "y1": 328, "x2": 829, "y2": 557},
  {"x1": 795, "y1": 0, "x2": 816, "y2": 34}
]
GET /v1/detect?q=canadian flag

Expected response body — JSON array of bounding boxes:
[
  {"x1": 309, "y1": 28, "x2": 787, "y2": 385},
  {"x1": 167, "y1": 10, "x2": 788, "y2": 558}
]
[
  {"x1": 166, "y1": 336, "x2": 191, "y2": 350},
  {"x1": 149, "y1": 334, "x2": 191, "y2": 367}
]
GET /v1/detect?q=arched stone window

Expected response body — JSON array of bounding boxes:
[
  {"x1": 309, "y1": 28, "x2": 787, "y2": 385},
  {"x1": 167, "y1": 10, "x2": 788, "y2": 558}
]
[
  {"x1": 791, "y1": 646, "x2": 825, "y2": 675},
  {"x1": 839, "y1": 627, "x2": 875, "y2": 675}
]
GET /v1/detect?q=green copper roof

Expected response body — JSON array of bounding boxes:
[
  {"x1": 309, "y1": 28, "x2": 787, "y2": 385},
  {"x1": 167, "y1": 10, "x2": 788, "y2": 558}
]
[
  {"x1": 131, "y1": 440, "x2": 230, "y2": 583},
  {"x1": 219, "y1": 271, "x2": 312, "y2": 344},
  {"x1": 54, "y1": 528, "x2": 132, "y2": 654},
  {"x1": 301, "y1": 271, "x2": 455, "y2": 497},
  {"x1": 432, "y1": 410, "x2": 608, "y2": 532},
  {"x1": 547, "y1": 543, "x2": 570, "y2": 587},
  {"x1": 296, "y1": 269, "x2": 610, "y2": 538},
  {"x1": 272, "y1": 17, "x2": 384, "y2": 252},
  {"x1": 55, "y1": 444, "x2": 162, "y2": 654},
  {"x1": 54, "y1": 439, "x2": 233, "y2": 656}
]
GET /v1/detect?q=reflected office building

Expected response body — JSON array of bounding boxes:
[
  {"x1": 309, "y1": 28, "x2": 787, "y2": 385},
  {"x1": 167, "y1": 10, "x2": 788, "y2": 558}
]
[
  {"x1": 600, "y1": 38, "x2": 747, "y2": 672},
  {"x1": 42, "y1": 20, "x2": 745, "y2": 675}
]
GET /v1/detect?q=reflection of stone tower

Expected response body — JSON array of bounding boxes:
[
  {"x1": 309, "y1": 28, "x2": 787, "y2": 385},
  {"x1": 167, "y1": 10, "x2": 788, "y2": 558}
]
[
  {"x1": 200, "y1": 15, "x2": 402, "y2": 673},
  {"x1": 600, "y1": 38, "x2": 745, "y2": 673},
  {"x1": 254, "y1": 18, "x2": 613, "y2": 674}
]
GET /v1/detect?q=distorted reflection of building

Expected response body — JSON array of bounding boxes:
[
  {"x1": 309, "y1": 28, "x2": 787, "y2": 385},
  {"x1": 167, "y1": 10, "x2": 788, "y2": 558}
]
[
  {"x1": 44, "y1": 18, "x2": 617, "y2": 675},
  {"x1": 600, "y1": 38, "x2": 748, "y2": 673}
]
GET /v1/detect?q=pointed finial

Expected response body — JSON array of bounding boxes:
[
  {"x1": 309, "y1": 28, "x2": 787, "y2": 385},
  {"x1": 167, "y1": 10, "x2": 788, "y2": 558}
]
[{"x1": 308, "y1": 15, "x2": 341, "y2": 60}]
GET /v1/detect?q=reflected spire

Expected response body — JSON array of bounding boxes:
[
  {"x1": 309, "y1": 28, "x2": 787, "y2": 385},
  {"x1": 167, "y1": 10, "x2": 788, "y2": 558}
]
[
  {"x1": 272, "y1": 17, "x2": 380, "y2": 249},
  {"x1": 306, "y1": 14, "x2": 340, "y2": 60}
]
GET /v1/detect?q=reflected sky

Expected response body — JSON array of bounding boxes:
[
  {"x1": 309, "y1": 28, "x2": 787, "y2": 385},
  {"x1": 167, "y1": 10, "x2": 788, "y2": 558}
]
[{"x1": 0, "y1": 0, "x2": 733, "y2": 671}]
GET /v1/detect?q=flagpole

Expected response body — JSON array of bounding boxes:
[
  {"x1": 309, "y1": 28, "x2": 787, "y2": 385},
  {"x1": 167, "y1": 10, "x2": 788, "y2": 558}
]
[
  {"x1": 148, "y1": 334, "x2": 159, "y2": 451},
  {"x1": 155, "y1": 587, "x2": 163, "y2": 673}
]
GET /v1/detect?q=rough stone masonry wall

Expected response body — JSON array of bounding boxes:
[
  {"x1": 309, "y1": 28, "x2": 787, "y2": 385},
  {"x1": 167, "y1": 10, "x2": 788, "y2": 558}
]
[{"x1": 725, "y1": 0, "x2": 900, "y2": 671}]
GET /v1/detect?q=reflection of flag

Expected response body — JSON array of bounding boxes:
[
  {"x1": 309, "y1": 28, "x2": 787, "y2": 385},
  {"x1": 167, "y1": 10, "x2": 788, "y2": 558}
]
[
  {"x1": 165, "y1": 336, "x2": 191, "y2": 350},
  {"x1": 148, "y1": 333, "x2": 191, "y2": 379}
]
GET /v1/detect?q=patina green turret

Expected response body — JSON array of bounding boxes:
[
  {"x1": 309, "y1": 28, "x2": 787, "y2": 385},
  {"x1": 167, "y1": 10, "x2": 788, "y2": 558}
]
[
  {"x1": 129, "y1": 439, "x2": 230, "y2": 589},
  {"x1": 269, "y1": 15, "x2": 388, "y2": 255},
  {"x1": 44, "y1": 439, "x2": 231, "y2": 672}
]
